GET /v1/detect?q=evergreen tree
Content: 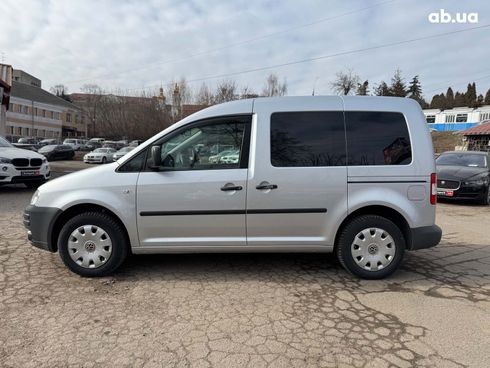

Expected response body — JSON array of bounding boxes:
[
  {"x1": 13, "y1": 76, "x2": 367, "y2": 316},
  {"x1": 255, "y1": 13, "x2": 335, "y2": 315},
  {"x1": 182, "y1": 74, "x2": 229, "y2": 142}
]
[
  {"x1": 476, "y1": 94, "x2": 484, "y2": 108},
  {"x1": 446, "y1": 87, "x2": 454, "y2": 109},
  {"x1": 407, "y1": 75, "x2": 427, "y2": 108},
  {"x1": 485, "y1": 89, "x2": 490, "y2": 105},
  {"x1": 407, "y1": 76, "x2": 422, "y2": 99},
  {"x1": 430, "y1": 93, "x2": 446, "y2": 109},
  {"x1": 465, "y1": 83, "x2": 477, "y2": 107},
  {"x1": 389, "y1": 69, "x2": 407, "y2": 97},
  {"x1": 356, "y1": 80, "x2": 369, "y2": 95},
  {"x1": 374, "y1": 81, "x2": 391, "y2": 96},
  {"x1": 454, "y1": 92, "x2": 466, "y2": 107}
]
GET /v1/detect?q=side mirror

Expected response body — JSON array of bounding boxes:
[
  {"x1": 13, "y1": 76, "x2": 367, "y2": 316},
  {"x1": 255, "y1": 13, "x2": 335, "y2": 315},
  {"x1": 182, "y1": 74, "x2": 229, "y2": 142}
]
[{"x1": 150, "y1": 145, "x2": 162, "y2": 169}]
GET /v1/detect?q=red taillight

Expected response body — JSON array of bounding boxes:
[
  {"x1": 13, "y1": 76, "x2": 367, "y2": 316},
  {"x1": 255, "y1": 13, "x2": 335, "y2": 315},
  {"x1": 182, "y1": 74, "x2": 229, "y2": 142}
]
[{"x1": 430, "y1": 173, "x2": 437, "y2": 205}]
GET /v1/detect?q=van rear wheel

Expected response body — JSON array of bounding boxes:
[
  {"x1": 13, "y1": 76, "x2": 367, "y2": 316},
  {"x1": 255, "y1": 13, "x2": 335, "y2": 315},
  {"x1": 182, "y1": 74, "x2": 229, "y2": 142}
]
[
  {"x1": 336, "y1": 215, "x2": 405, "y2": 279},
  {"x1": 58, "y1": 212, "x2": 128, "y2": 277}
]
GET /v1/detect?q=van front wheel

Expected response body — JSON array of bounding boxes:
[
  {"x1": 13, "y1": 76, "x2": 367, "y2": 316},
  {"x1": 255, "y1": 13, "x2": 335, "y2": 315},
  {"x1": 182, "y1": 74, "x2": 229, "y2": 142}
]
[
  {"x1": 336, "y1": 215, "x2": 405, "y2": 279},
  {"x1": 58, "y1": 212, "x2": 128, "y2": 277}
]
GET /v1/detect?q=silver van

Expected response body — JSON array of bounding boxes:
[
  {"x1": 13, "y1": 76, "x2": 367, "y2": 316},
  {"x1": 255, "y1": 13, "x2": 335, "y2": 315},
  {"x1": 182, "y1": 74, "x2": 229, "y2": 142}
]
[{"x1": 24, "y1": 96, "x2": 441, "y2": 279}]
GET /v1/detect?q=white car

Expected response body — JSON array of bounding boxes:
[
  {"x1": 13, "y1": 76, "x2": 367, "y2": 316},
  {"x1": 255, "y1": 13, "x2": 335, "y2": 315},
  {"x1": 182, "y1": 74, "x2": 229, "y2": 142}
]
[
  {"x1": 63, "y1": 139, "x2": 85, "y2": 151},
  {"x1": 209, "y1": 149, "x2": 237, "y2": 164},
  {"x1": 83, "y1": 148, "x2": 116, "y2": 164},
  {"x1": 219, "y1": 150, "x2": 240, "y2": 164},
  {"x1": 112, "y1": 146, "x2": 134, "y2": 161},
  {"x1": 0, "y1": 136, "x2": 50, "y2": 188}
]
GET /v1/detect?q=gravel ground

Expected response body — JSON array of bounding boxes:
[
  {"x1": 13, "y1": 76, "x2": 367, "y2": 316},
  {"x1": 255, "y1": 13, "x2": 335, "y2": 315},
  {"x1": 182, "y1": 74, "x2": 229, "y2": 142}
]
[{"x1": 0, "y1": 169, "x2": 489, "y2": 368}]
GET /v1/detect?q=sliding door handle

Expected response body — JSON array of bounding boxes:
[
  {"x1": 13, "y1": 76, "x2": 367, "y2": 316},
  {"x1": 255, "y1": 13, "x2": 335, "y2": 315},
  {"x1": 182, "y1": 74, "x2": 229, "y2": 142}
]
[
  {"x1": 256, "y1": 183, "x2": 278, "y2": 190},
  {"x1": 221, "y1": 185, "x2": 243, "y2": 191}
]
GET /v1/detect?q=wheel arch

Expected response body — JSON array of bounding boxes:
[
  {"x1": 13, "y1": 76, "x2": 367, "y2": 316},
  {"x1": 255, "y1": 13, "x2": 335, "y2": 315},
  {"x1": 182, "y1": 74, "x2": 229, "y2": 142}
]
[
  {"x1": 334, "y1": 205, "x2": 411, "y2": 250},
  {"x1": 50, "y1": 203, "x2": 131, "y2": 253}
]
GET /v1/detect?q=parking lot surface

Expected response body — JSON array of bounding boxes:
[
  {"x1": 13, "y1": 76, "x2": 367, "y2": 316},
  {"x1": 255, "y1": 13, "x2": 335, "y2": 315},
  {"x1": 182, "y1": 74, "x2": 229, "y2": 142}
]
[{"x1": 1, "y1": 178, "x2": 489, "y2": 367}]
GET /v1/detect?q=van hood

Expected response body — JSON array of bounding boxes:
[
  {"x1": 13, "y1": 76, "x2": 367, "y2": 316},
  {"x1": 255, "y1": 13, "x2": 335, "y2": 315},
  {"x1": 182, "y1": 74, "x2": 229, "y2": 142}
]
[{"x1": 39, "y1": 162, "x2": 120, "y2": 193}]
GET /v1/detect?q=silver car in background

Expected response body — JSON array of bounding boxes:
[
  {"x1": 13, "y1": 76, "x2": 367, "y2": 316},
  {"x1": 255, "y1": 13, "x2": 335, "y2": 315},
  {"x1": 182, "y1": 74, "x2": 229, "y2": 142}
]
[
  {"x1": 112, "y1": 146, "x2": 134, "y2": 161},
  {"x1": 24, "y1": 96, "x2": 441, "y2": 279}
]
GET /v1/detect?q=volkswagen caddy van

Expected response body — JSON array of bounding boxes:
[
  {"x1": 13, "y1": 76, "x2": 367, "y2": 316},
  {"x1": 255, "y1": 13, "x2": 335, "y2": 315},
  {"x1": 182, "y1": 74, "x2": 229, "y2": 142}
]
[{"x1": 24, "y1": 96, "x2": 442, "y2": 279}]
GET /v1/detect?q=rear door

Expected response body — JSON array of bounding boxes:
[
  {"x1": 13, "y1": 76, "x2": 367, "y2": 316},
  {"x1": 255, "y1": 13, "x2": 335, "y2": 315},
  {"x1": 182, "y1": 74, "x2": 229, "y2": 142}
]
[{"x1": 246, "y1": 97, "x2": 348, "y2": 248}]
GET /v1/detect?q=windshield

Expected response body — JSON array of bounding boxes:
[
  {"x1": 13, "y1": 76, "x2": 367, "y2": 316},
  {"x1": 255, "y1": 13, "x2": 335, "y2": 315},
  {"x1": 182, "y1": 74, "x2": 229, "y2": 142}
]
[
  {"x1": 38, "y1": 145, "x2": 56, "y2": 152},
  {"x1": 0, "y1": 137, "x2": 13, "y2": 148},
  {"x1": 65, "y1": 139, "x2": 75, "y2": 143},
  {"x1": 93, "y1": 148, "x2": 107, "y2": 153},
  {"x1": 436, "y1": 153, "x2": 487, "y2": 168}
]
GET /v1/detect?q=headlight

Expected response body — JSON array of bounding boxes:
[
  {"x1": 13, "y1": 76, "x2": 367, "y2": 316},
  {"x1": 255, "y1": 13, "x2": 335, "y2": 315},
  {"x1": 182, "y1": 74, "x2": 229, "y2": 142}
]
[
  {"x1": 30, "y1": 190, "x2": 40, "y2": 206},
  {"x1": 42, "y1": 157, "x2": 47, "y2": 164},
  {"x1": 464, "y1": 176, "x2": 488, "y2": 186},
  {"x1": 0, "y1": 157, "x2": 12, "y2": 164}
]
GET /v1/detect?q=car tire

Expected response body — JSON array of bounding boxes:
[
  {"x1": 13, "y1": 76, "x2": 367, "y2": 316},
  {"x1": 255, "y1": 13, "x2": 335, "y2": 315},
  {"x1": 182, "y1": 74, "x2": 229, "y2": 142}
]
[
  {"x1": 58, "y1": 212, "x2": 129, "y2": 277},
  {"x1": 479, "y1": 185, "x2": 490, "y2": 205},
  {"x1": 336, "y1": 215, "x2": 405, "y2": 279},
  {"x1": 102, "y1": 157, "x2": 107, "y2": 164}
]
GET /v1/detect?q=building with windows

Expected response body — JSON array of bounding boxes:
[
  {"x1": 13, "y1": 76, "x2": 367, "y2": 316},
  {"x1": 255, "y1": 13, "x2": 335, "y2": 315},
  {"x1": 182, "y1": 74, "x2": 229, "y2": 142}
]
[
  {"x1": 6, "y1": 81, "x2": 86, "y2": 140},
  {"x1": 423, "y1": 106, "x2": 490, "y2": 131},
  {"x1": 12, "y1": 69, "x2": 41, "y2": 88},
  {"x1": 0, "y1": 64, "x2": 13, "y2": 137}
]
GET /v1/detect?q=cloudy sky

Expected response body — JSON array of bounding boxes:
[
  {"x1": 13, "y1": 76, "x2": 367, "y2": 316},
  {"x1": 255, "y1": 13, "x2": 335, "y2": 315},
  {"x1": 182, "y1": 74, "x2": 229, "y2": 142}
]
[{"x1": 1, "y1": 0, "x2": 489, "y2": 100}]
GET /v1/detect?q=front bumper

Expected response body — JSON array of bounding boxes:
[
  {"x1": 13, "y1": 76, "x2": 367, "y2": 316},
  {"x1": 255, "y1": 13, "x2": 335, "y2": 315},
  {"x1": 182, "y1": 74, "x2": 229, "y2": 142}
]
[
  {"x1": 0, "y1": 163, "x2": 50, "y2": 184},
  {"x1": 437, "y1": 182, "x2": 487, "y2": 201},
  {"x1": 84, "y1": 157, "x2": 105, "y2": 163},
  {"x1": 23, "y1": 205, "x2": 62, "y2": 252},
  {"x1": 407, "y1": 224, "x2": 442, "y2": 251}
]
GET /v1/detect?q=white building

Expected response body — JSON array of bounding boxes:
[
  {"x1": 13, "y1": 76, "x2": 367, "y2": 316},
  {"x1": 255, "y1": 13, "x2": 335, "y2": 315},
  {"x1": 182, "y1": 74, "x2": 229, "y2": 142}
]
[{"x1": 6, "y1": 81, "x2": 84, "y2": 140}]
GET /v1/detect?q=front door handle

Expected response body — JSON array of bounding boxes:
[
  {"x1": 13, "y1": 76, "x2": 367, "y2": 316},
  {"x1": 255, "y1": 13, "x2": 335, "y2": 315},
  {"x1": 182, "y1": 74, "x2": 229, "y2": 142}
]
[
  {"x1": 256, "y1": 183, "x2": 278, "y2": 190},
  {"x1": 221, "y1": 185, "x2": 243, "y2": 191}
]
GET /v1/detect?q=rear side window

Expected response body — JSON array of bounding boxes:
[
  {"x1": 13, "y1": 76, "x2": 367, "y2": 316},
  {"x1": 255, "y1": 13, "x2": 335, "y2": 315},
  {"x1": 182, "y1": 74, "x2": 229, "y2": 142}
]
[
  {"x1": 270, "y1": 111, "x2": 346, "y2": 167},
  {"x1": 345, "y1": 111, "x2": 412, "y2": 166}
]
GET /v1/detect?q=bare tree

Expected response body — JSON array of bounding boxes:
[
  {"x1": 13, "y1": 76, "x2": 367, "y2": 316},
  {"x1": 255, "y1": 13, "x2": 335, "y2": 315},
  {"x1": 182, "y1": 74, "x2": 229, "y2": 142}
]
[
  {"x1": 78, "y1": 84, "x2": 104, "y2": 137},
  {"x1": 195, "y1": 83, "x2": 213, "y2": 106},
  {"x1": 50, "y1": 84, "x2": 70, "y2": 101},
  {"x1": 214, "y1": 80, "x2": 237, "y2": 104},
  {"x1": 93, "y1": 91, "x2": 172, "y2": 140},
  {"x1": 331, "y1": 69, "x2": 360, "y2": 95},
  {"x1": 240, "y1": 85, "x2": 259, "y2": 99},
  {"x1": 262, "y1": 74, "x2": 287, "y2": 97}
]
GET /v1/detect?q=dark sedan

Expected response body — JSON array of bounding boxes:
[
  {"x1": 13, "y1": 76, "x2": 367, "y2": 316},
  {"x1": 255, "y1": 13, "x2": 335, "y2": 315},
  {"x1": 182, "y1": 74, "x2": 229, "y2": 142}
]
[
  {"x1": 436, "y1": 151, "x2": 490, "y2": 205},
  {"x1": 38, "y1": 144, "x2": 75, "y2": 161}
]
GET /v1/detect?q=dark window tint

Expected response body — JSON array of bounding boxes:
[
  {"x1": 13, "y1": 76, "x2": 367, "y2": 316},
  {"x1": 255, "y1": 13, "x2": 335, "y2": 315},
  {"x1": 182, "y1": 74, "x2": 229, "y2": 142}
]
[
  {"x1": 270, "y1": 112, "x2": 346, "y2": 167},
  {"x1": 119, "y1": 150, "x2": 146, "y2": 172},
  {"x1": 345, "y1": 111, "x2": 412, "y2": 166}
]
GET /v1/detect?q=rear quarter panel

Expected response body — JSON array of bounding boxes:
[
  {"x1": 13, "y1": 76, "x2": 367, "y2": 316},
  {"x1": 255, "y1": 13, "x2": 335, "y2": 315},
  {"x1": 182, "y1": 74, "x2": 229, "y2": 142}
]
[{"x1": 341, "y1": 97, "x2": 436, "y2": 228}]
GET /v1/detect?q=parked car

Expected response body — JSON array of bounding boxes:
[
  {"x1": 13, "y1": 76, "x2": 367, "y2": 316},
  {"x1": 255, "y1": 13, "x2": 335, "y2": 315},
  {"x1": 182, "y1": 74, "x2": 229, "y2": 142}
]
[
  {"x1": 13, "y1": 137, "x2": 41, "y2": 151},
  {"x1": 436, "y1": 151, "x2": 490, "y2": 205},
  {"x1": 88, "y1": 138, "x2": 105, "y2": 144},
  {"x1": 83, "y1": 141, "x2": 102, "y2": 151},
  {"x1": 38, "y1": 139, "x2": 59, "y2": 147},
  {"x1": 129, "y1": 140, "x2": 143, "y2": 147},
  {"x1": 209, "y1": 149, "x2": 239, "y2": 164},
  {"x1": 102, "y1": 141, "x2": 120, "y2": 150},
  {"x1": 24, "y1": 96, "x2": 441, "y2": 278},
  {"x1": 112, "y1": 146, "x2": 134, "y2": 161},
  {"x1": 83, "y1": 148, "x2": 116, "y2": 164},
  {"x1": 63, "y1": 138, "x2": 85, "y2": 151},
  {"x1": 38, "y1": 145, "x2": 75, "y2": 161},
  {"x1": 0, "y1": 136, "x2": 50, "y2": 188}
]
